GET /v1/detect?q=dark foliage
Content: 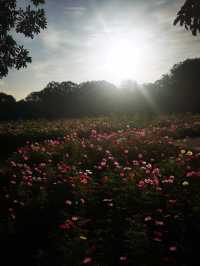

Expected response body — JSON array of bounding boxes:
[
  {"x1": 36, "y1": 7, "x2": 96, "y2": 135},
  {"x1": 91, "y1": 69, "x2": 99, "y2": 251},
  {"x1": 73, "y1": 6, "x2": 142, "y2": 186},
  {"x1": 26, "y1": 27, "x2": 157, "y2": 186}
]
[
  {"x1": 0, "y1": 0, "x2": 47, "y2": 78},
  {"x1": 155, "y1": 58, "x2": 200, "y2": 112},
  {"x1": 1, "y1": 58, "x2": 200, "y2": 120},
  {"x1": 174, "y1": 0, "x2": 200, "y2": 35}
]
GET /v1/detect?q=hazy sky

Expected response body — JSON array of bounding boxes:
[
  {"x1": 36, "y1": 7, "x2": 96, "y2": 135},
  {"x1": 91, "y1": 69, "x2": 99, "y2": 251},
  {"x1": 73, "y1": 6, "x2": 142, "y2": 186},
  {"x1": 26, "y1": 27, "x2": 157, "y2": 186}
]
[{"x1": 1, "y1": 0, "x2": 200, "y2": 100}]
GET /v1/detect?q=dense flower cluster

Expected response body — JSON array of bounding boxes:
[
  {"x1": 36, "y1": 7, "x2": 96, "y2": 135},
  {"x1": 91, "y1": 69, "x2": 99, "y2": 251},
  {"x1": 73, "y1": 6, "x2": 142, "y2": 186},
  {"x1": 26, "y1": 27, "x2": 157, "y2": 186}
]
[{"x1": 1, "y1": 115, "x2": 200, "y2": 266}]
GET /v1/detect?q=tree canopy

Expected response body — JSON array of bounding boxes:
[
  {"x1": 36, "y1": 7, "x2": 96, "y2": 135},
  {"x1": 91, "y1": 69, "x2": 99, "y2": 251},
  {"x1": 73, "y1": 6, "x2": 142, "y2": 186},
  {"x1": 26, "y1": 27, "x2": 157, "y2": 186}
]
[
  {"x1": 174, "y1": 0, "x2": 200, "y2": 35},
  {"x1": 0, "y1": 92, "x2": 16, "y2": 103},
  {"x1": 0, "y1": 0, "x2": 47, "y2": 78},
  {"x1": 1, "y1": 57, "x2": 200, "y2": 120}
]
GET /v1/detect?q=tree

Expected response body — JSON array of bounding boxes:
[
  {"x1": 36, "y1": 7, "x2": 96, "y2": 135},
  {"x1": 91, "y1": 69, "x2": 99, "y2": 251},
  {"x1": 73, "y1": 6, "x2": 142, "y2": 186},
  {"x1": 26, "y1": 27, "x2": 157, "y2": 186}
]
[
  {"x1": 120, "y1": 80, "x2": 139, "y2": 92},
  {"x1": 26, "y1": 81, "x2": 78, "y2": 102},
  {"x1": 0, "y1": 0, "x2": 47, "y2": 78},
  {"x1": 0, "y1": 92, "x2": 16, "y2": 120},
  {"x1": 155, "y1": 58, "x2": 200, "y2": 112},
  {"x1": 174, "y1": 0, "x2": 200, "y2": 35},
  {"x1": 0, "y1": 92, "x2": 16, "y2": 103}
]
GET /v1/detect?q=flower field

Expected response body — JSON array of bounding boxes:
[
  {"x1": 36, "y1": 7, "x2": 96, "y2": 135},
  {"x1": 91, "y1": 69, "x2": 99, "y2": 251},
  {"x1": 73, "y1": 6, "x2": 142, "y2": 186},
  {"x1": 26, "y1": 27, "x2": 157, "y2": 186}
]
[{"x1": 1, "y1": 115, "x2": 200, "y2": 266}]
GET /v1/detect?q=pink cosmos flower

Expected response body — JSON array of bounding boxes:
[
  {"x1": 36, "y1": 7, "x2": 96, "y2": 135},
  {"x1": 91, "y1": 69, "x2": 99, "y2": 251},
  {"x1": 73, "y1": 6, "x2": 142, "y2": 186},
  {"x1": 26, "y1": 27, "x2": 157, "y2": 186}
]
[
  {"x1": 71, "y1": 216, "x2": 78, "y2": 221},
  {"x1": 91, "y1": 129, "x2": 97, "y2": 135},
  {"x1": 80, "y1": 198, "x2": 85, "y2": 204},
  {"x1": 65, "y1": 200, "x2": 72, "y2": 206},
  {"x1": 153, "y1": 178, "x2": 160, "y2": 186},
  {"x1": 132, "y1": 160, "x2": 139, "y2": 166},
  {"x1": 169, "y1": 199, "x2": 176, "y2": 204},
  {"x1": 124, "y1": 149, "x2": 129, "y2": 154},
  {"x1": 82, "y1": 257, "x2": 92, "y2": 264},
  {"x1": 137, "y1": 180, "x2": 145, "y2": 189},
  {"x1": 169, "y1": 246, "x2": 177, "y2": 252},
  {"x1": 146, "y1": 163, "x2": 152, "y2": 169},
  {"x1": 155, "y1": 220, "x2": 164, "y2": 226},
  {"x1": 10, "y1": 161, "x2": 17, "y2": 167},
  {"x1": 59, "y1": 224, "x2": 68, "y2": 230},
  {"x1": 144, "y1": 216, "x2": 152, "y2": 222},
  {"x1": 23, "y1": 156, "x2": 29, "y2": 161},
  {"x1": 101, "y1": 161, "x2": 107, "y2": 167},
  {"x1": 120, "y1": 256, "x2": 127, "y2": 261},
  {"x1": 153, "y1": 237, "x2": 162, "y2": 242},
  {"x1": 138, "y1": 153, "x2": 143, "y2": 159}
]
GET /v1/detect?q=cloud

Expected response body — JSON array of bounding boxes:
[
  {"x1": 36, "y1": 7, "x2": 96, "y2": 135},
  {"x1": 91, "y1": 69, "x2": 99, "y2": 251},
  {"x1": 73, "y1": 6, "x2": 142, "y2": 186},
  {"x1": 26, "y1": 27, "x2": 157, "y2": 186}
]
[
  {"x1": 0, "y1": 80, "x2": 11, "y2": 93},
  {"x1": 39, "y1": 23, "x2": 93, "y2": 52},
  {"x1": 40, "y1": 26, "x2": 65, "y2": 50},
  {"x1": 0, "y1": 80, "x2": 6, "y2": 87},
  {"x1": 0, "y1": 80, "x2": 16, "y2": 96},
  {"x1": 64, "y1": 6, "x2": 87, "y2": 16}
]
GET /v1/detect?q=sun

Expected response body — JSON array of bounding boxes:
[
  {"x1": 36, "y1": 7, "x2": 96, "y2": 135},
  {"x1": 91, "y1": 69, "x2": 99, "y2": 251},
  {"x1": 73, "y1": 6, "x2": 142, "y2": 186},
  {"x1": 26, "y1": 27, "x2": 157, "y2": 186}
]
[
  {"x1": 102, "y1": 37, "x2": 150, "y2": 84},
  {"x1": 90, "y1": 30, "x2": 156, "y2": 84}
]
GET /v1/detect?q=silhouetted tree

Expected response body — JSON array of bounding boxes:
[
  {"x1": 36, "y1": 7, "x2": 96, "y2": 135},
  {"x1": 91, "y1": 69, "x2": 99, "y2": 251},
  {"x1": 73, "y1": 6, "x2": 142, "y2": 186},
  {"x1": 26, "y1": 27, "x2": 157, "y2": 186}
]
[
  {"x1": 0, "y1": 92, "x2": 16, "y2": 119},
  {"x1": 153, "y1": 74, "x2": 176, "y2": 112},
  {"x1": 171, "y1": 58, "x2": 200, "y2": 111},
  {"x1": 120, "y1": 80, "x2": 139, "y2": 91},
  {"x1": 174, "y1": 0, "x2": 200, "y2": 35},
  {"x1": 0, "y1": 0, "x2": 47, "y2": 78},
  {"x1": 0, "y1": 92, "x2": 16, "y2": 103},
  {"x1": 25, "y1": 81, "x2": 79, "y2": 118},
  {"x1": 156, "y1": 58, "x2": 200, "y2": 112},
  {"x1": 2, "y1": 58, "x2": 200, "y2": 121},
  {"x1": 77, "y1": 81, "x2": 119, "y2": 115},
  {"x1": 25, "y1": 80, "x2": 121, "y2": 118},
  {"x1": 26, "y1": 81, "x2": 78, "y2": 102}
]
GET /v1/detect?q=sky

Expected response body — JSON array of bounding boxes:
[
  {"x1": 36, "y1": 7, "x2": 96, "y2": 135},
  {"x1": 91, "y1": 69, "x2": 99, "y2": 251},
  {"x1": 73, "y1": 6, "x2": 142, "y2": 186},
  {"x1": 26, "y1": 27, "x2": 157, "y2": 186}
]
[{"x1": 1, "y1": 0, "x2": 200, "y2": 100}]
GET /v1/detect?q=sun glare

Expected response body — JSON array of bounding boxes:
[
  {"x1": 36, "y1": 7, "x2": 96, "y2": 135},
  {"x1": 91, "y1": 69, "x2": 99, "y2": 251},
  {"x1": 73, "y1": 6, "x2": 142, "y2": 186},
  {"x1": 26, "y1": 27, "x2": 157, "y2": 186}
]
[
  {"x1": 93, "y1": 31, "x2": 154, "y2": 85},
  {"x1": 104, "y1": 38, "x2": 149, "y2": 84}
]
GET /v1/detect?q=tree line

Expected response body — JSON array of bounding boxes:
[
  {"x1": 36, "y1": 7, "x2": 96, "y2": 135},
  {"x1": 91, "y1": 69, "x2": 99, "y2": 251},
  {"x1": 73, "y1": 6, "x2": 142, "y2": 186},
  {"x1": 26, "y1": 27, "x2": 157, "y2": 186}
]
[{"x1": 1, "y1": 58, "x2": 200, "y2": 120}]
